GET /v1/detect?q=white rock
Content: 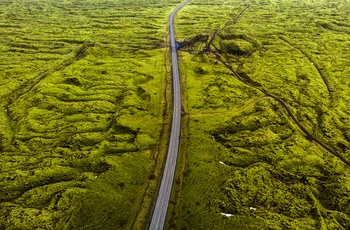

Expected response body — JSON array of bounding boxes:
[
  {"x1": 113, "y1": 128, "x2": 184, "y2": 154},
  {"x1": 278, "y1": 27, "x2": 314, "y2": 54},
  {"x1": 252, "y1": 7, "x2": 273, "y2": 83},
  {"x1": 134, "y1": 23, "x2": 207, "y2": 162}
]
[{"x1": 221, "y1": 213, "x2": 234, "y2": 217}]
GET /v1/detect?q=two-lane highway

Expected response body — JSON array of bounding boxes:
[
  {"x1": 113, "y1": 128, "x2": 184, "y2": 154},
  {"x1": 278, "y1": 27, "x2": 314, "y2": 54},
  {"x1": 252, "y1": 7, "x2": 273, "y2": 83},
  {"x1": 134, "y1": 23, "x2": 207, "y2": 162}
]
[{"x1": 149, "y1": 1, "x2": 190, "y2": 229}]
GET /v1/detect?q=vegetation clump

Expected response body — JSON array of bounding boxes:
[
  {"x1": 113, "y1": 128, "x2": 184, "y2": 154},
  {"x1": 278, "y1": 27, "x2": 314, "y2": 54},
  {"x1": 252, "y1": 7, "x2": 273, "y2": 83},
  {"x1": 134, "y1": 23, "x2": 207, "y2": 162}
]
[
  {"x1": 221, "y1": 39, "x2": 254, "y2": 56},
  {"x1": 171, "y1": 0, "x2": 350, "y2": 229},
  {"x1": 0, "y1": 0, "x2": 182, "y2": 228}
]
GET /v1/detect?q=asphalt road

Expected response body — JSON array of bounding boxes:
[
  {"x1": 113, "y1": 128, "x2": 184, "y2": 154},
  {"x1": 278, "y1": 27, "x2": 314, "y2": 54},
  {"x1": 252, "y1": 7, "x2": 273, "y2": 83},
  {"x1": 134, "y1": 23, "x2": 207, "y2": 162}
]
[{"x1": 149, "y1": 1, "x2": 190, "y2": 229}]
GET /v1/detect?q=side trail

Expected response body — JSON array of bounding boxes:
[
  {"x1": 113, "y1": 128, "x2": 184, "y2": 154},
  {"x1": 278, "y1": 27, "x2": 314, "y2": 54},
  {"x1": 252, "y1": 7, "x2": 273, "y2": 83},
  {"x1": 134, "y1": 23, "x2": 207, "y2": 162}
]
[{"x1": 199, "y1": 1, "x2": 350, "y2": 166}]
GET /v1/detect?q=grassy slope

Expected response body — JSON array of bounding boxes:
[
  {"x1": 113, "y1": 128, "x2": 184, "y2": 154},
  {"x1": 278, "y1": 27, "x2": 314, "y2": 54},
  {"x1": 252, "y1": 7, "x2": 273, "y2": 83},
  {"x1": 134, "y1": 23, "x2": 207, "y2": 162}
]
[
  {"x1": 171, "y1": 0, "x2": 350, "y2": 229},
  {"x1": 0, "y1": 0, "x2": 181, "y2": 229}
]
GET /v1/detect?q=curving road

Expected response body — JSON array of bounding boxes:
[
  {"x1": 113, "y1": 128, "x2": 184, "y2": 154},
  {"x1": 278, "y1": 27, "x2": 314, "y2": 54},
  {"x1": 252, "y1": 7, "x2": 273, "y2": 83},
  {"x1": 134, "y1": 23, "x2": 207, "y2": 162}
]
[{"x1": 149, "y1": 1, "x2": 190, "y2": 229}]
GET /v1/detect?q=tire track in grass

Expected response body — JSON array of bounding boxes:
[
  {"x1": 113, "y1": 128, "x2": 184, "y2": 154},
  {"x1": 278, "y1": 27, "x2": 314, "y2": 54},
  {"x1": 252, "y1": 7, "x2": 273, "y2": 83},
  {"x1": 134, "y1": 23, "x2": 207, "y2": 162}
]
[
  {"x1": 212, "y1": 50, "x2": 350, "y2": 166},
  {"x1": 2, "y1": 43, "x2": 95, "y2": 144},
  {"x1": 0, "y1": 42, "x2": 145, "y2": 215},
  {"x1": 205, "y1": 1, "x2": 350, "y2": 167},
  {"x1": 278, "y1": 35, "x2": 335, "y2": 105},
  {"x1": 206, "y1": 2, "x2": 250, "y2": 49},
  {"x1": 7, "y1": 43, "x2": 95, "y2": 106},
  {"x1": 190, "y1": 95, "x2": 269, "y2": 117}
]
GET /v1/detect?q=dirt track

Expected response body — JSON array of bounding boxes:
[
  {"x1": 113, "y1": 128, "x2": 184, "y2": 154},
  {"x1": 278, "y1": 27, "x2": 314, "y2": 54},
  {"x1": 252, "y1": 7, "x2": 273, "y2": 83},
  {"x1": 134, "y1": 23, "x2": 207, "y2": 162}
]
[{"x1": 207, "y1": 2, "x2": 350, "y2": 167}]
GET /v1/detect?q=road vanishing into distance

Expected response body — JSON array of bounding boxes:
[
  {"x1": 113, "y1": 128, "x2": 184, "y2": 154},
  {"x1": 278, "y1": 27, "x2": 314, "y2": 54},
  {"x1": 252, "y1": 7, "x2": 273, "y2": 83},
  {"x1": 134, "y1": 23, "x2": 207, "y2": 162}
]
[
  {"x1": 149, "y1": 1, "x2": 190, "y2": 229},
  {"x1": 151, "y1": 0, "x2": 348, "y2": 228}
]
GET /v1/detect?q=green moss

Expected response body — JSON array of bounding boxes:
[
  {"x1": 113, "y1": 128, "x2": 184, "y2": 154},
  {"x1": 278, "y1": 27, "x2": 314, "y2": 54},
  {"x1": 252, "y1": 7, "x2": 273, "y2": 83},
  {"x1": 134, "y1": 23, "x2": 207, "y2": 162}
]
[
  {"x1": 221, "y1": 39, "x2": 255, "y2": 55},
  {"x1": 172, "y1": 1, "x2": 350, "y2": 228},
  {"x1": 0, "y1": 0, "x2": 180, "y2": 228}
]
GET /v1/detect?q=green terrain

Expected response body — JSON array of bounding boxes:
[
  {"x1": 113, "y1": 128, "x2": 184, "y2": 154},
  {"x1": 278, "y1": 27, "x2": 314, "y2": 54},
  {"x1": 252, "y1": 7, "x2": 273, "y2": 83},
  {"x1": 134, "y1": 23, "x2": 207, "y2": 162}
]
[
  {"x1": 170, "y1": 0, "x2": 350, "y2": 229},
  {"x1": 2, "y1": 0, "x2": 350, "y2": 229},
  {"x1": 0, "y1": 0, "x2": 181, "y2": 229}
]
